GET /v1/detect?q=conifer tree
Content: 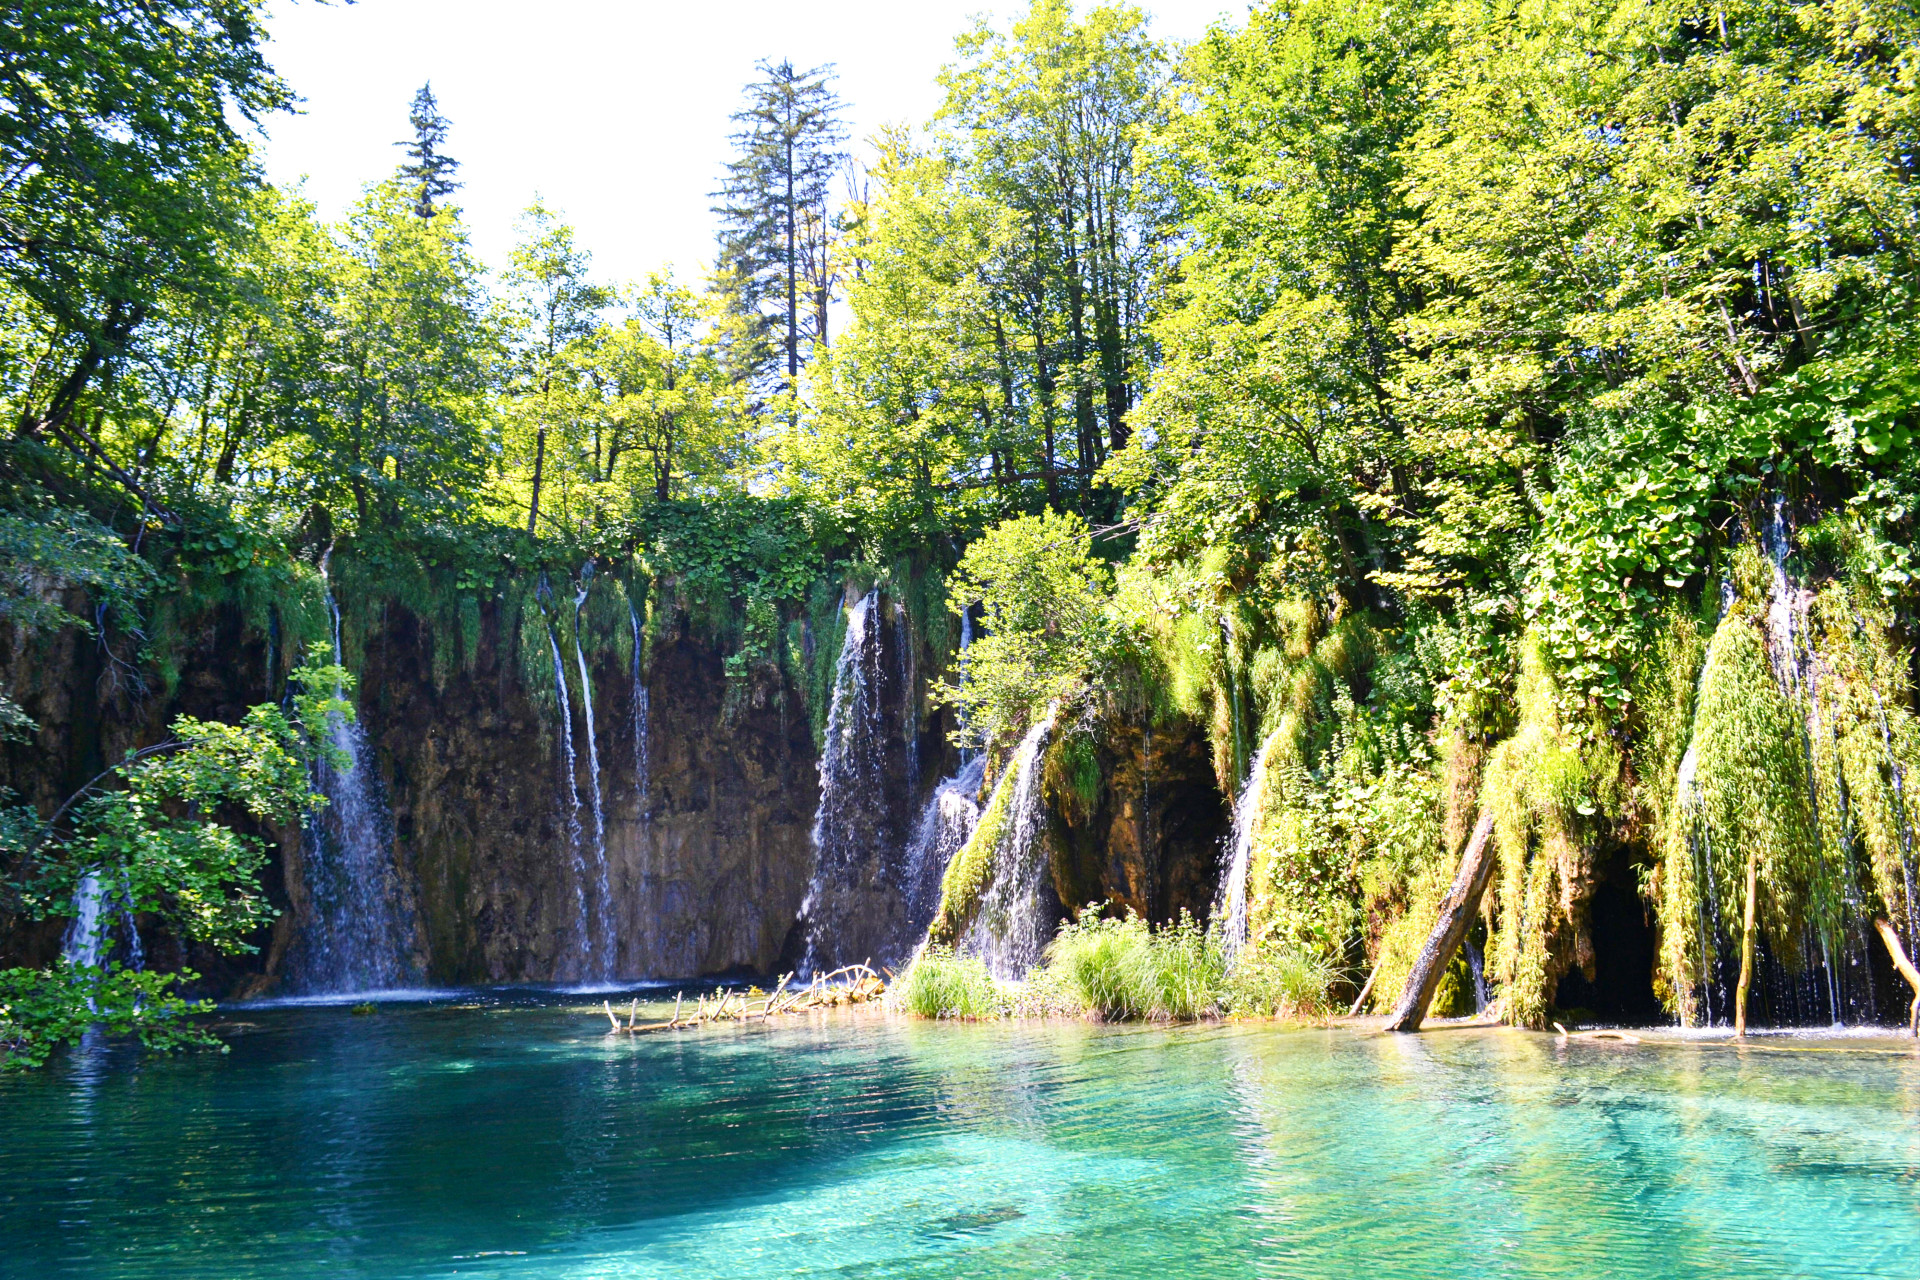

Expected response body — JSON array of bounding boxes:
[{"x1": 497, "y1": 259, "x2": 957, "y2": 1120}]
[
  {"x1": 711, "y1": 61, "x2": 847, "y2": 406},
  {"x1": 398, "y1": 83, "x2": 461, "y2": 219}
]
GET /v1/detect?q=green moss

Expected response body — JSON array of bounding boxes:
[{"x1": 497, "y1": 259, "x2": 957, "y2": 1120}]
[
  {"x1": 1691, "y1": 611, "x2": 1818, "y2": 953},
  {"x1": 1478, "y1": 631, "x2": 1622, "y2": 1029},
  {"x1": 929, "y1": 761, "x2": 1015, "y2": 945},
  {"x1": 1043, "y1": 728, "x2": 1102, "y2": 824}
]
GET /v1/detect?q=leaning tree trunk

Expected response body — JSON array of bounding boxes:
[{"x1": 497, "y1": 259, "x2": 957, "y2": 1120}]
[
  {"x1": 1873, "y1": 918, "x2": 1920, "y2": 1037},
  {"x1": 1387, "y1": 809, "x2": 1497, "y2": 1033}
]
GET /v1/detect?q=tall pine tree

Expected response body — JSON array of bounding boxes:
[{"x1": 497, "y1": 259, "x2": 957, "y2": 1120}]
[
  {"x1": 711, "y1": 61, "x2": 846, "y2": 407},
  {"x1": 398, "y1": 83, "x2": 461, "y2": 218}
]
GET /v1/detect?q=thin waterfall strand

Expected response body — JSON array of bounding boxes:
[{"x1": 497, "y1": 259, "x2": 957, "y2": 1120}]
[
  {"x1": 798, "y1": 590, "x2": 882, "y2": 973},
  {"x1": 905, "y1": 754, "x2": 987, "y2": 934},
  {"x1": 62, "y1": 872, "x2": 106, "y2": 970},
  {"x1": 1217, "y1": 730, "x2": 1281, "y2": 961},
  {"x1": 963, "y1": 712, "x2": 1058, "y2": 981},
  {"x1": 572, "y1": 581, "x2": 611, "y2": 974},
  {"x1": 630, "y1": 602, "x2": 650, "y2": 826},
  {"x1": 958, "y1": 609, "x2": 976, "y2": 765},
  {"x1": 546, "y1": 625, "x2": 592, "y2": 972},
  {"x1": 292, "y1": 586, "x2": 416, "y2": 993}
]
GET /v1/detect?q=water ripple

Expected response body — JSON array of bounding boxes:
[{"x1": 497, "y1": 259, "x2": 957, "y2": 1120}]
[{"x1": 0, "y1": 1008, "x2": 1916, "y2": 1277}]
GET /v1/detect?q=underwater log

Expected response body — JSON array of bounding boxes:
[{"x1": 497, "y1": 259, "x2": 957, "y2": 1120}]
[
  {"x1": 1388, "y1": 808, "x2": 1496, "y2": 1033},
  {"x1": 1873, "y1": 918, "x2": 1920, "y2": 1037}
]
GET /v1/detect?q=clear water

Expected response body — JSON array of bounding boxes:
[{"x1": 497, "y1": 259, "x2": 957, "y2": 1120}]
[{"x1": 4, "y1": 1000, "x2": 1919, "y2": 1278}]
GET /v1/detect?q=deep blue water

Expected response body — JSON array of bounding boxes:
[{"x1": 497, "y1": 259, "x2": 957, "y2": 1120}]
[{"x1": 3, "y1": 993, "x2": 1918, "y2": 1278}]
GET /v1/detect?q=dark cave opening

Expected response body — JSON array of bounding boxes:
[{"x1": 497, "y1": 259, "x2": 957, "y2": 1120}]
[{"x1": 1553, "y1": 851, "x2": 1666, "y2": 1026}]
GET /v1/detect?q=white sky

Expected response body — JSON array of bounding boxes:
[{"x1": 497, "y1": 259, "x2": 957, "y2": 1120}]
[{"x1": 255, "y1": 0, "x2": 1246, "y2": 291}]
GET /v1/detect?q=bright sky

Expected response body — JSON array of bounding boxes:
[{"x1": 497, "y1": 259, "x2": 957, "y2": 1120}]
[{"x1": 255, "y1": 0, "x2": 1247, "y2": 291}]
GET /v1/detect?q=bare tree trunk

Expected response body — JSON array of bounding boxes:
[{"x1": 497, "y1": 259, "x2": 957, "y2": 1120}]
[
  {"x1": 786, "y1": 136, "x2": 799, "y2": 398},
  {"x1": 1387, "y1": 809, "x2": 1496, "y2": 1032},
  {"x1": 528, "y1": 426, "x2": 547, "y2": 537},
  {"x1": 17, "y1": 300, "x2": 146, "y2": 440}
]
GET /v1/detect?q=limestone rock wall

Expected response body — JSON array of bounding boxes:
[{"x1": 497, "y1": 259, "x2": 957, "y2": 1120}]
[{"x1": 1044, "y1": 712, "x2": 1231, "y2": 926}]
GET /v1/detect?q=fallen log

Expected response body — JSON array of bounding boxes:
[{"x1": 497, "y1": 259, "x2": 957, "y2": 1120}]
[
  {"x1": 1387, "y1": 808, "x2": 1497, "y2": 1034},
  {"x1": 1873, "y1": 918, "x2": 1920, "y2": 1037},
  {"x1": 1553, "y1": 1021, "x2": 1643, "y2": 1044},
  {"x1": 602, "y1": 969, "x2": 888, "y2": 1035}
]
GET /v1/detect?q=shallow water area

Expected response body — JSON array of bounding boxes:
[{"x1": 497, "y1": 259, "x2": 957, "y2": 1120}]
[{"x1": 4, "y1": 998, "x2": 1920, "y2": 1279}]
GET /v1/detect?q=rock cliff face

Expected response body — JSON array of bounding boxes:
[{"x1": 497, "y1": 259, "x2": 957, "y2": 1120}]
[
  {"x1": 0, "y1": 588, "x2": 827, "y2": 993},
  {"x1": 1045, "y1": 713, "x2": 1231, "y2": 926},
  {"x1": 352, "y1": 602, "x2": 823, "y2": 986},
  {"x1": 0, "y1": 595, "x2": 290, "y2": 989},
  {"x1": 1, "y1": 579, "x2": 1223, "y2": 995}
]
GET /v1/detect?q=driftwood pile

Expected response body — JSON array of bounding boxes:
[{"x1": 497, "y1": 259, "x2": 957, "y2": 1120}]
[{"x1": 602, "y1": 964, "x2": 886, "y2": 1035}]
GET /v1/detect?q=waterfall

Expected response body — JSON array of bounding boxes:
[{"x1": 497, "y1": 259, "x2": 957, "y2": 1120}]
[
  {"x1": 1671, "y1": 504, "x2": 1887, "y2": 1027},
  {"x1": 62, "y1": 872, "x2": 107, "y2": 970},
  {"x1": 572, "y1": 576, "x2": 611, "y2": 977},
  {"x1": 1216, "y1": 730, "x2": 1281, "y2": 961},
  {"x1": 1675, "y1": 738, "x2": 1721, "y2": 1025},
  {"x1": 544, "y1": 623, "x2": 594, "y2": 975},
  {"x1": 1760, "y1": 501, "x2": 1878, "y2": 1025},
  {"x1": 797, "y1": 590, "x2": 886, "y2": 973},
  {"x1": 1466, "y1": 932, "x2": 1489, "y2": 1013},
  {"x1": 629, "y1": 602, "x2": 650, "y2": 826},
  {"x1": 292, "y1": 587, "x2": 417, "y2": 994},
  {"x1": 905, "y1": 755, "x2": 988, "y2": 933},
  {"x1": 120, "y1": 872, "x2": 143, "y2": 973},
  {"x1": 963, "y1": 713, "x2": 1060, "y2": 981}
]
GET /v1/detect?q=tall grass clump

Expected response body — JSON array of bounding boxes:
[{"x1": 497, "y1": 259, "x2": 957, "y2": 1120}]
[
  {"x1": 890, "y1": 946, "x2": 1006, "y2": 1019},
  {"x1": 1221, "y1": 942, "x2": 1338, "y2": 1018},
  {"x1": 1043, "y1": 908, "x2": 1225, "y2": 1020}
]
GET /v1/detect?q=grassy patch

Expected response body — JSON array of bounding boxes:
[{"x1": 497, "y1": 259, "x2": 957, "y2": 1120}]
[
  {"x1": 889, "y1": 947, "x2": 1006, "y2": 1019},
  {"x1": 1044, "y1": 908, "x2": 1226, "y2": 1021},
  {"x1": 1219, "y1": 941, "x2": 1338, "y2": 1018}
]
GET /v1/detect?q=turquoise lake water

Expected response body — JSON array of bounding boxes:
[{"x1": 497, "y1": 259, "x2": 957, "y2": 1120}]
[{"x1": 3, "y1": 993, "x2": 1918, "y2": 1278}]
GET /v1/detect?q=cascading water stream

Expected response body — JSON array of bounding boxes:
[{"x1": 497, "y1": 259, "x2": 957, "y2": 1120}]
[
  {"x1": 958, "y1": 609, "x2": 974, "y2": 761},
  {"x1": 291, "y1": 583, "x2": 418, "y2": 993},
  {"x1": 1762, "y1": 501, "x2": 1880, "y2": 1024},
  {"x1": 572, "y1": 575, "x2": 611, "y2": 976},
  {"x1": 629, "y1": 602, "x2": 650, "y2": 827},
  {"x1": 897, "y1": 600, "x2": 919, "y2": 793},
  {"x1": 798, "y1": 590, "x2": 884, "y2": 973},
  {"x1": 963, "y1": 712, "x2": 1060, "y2": 981},
  {"x1": 904, "y1": 754, "x2": 987, "y2": 933},
  {"x1": 543, "y1": 621, "x2": 595, "y2": 975},
  {"x1": 1864, "y1": 674, "x2": 1920, "y2": 948},
  {"x1": 1466, "y1": 933, "x2": 1489, "y2": 1013},
  {"x1": 62, "y1": 872, "x2": 107, "y2": 971},
  {"x1": 1674, "y1": 503, "x2": 1885, "y2": 1027},
  {"x1": 1216, "y1": 730, "x2": 1281, "y2": 962}
]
